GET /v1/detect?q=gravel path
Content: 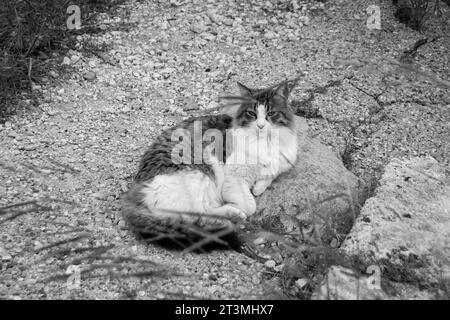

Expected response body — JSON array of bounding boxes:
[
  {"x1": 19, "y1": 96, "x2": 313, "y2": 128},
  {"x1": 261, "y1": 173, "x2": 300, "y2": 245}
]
[{"x1": 1, "y1": 0, "x2": 449, "y2": 299}]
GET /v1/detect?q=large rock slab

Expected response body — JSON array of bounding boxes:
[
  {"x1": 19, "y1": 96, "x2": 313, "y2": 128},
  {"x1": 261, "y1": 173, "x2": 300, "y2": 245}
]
[
  {"x1": 254, "y1": 116, "x2": 363, "y2": 245},
  {"x1": 314, "y1": 156, "x2": 450, "y2": 299}
]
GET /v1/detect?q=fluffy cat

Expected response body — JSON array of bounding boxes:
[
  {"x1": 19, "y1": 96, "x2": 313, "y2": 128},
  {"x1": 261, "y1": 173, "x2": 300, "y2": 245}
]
[{"x1": 122, "y1": 80, "x2": 298, "y2": 243}]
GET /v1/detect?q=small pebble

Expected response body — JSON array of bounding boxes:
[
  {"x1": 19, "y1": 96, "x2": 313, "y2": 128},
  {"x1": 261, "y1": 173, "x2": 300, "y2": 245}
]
[
  {"x1": 208, "y1": 285, "x2": 220, "y2": 294},
  {"x1": 264, "y1": 260, "x2": 276, "y2": 268},
  {"x1": 222, "y1": 18, "x2": 234, "y2": 26},
  {"x1": 218, "y1": 277, "x2": 227, "y2": 285},
  {"x1": 62, "y1": 56, "x2": 71, "y2": 65},
  {"x1": 295, "y1": 278, "x2": 308, "y2": 289},
  {"x1": 83, "y1": 71, "x2": 96, "y2": 81},
  {"x1": 118, "y1": 220, "x2": 127, "y2": 229}
]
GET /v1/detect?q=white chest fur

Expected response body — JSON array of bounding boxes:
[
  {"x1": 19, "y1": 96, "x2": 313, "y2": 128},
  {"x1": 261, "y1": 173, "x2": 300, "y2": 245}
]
[{"x1": 225, "y1": 125, "x2": 297, "y2": 182}]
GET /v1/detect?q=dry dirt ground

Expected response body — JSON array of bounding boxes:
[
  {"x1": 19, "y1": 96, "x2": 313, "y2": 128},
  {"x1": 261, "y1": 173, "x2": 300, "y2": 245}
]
[{"x1": 0, "y1": 0, "x2": 449, "y2": 299}]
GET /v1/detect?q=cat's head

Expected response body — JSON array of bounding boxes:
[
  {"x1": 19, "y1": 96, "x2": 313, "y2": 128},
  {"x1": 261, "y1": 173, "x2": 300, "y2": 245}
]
[{"x1": 232, "y1": 80, "x2": 296, "y2": 130}]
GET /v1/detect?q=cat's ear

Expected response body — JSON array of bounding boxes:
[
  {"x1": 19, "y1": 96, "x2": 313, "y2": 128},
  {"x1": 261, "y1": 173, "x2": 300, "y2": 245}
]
[
  {"x1": 237, "y1": 82, "x2": 252, "y2": 96},
  {"x1": 275, "y1": 78, "x2": 299, "y2": 99},
  {"x1": 274, "y1": 82, "x2": 290, "y2": 99}
]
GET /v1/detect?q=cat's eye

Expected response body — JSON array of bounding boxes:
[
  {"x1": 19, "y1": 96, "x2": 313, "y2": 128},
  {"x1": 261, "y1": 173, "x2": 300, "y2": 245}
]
[
  {"x1": 245, "y1": 110, "x2": 256, "y2": 117},
  {"x1": 267, "y1": 111, "x2": 278, "y2": 117}
]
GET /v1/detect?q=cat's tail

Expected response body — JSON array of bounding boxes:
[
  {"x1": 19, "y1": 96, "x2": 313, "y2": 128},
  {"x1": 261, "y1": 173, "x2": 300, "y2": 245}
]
[
  {"x1": 121, "y1": 183, "x2": 241, "y2": 250},
  {"x1": 121, "y1": 183, "x2": 161, "y2": 235}
]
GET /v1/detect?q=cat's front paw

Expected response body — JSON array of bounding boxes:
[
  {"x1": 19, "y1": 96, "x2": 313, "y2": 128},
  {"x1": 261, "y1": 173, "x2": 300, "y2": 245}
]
[
  {"x1": 225, "y1": 205, "x2": 247, "y2": 221},
  {"x1": 258, "y1": 157, "x2": 271, "y2": 168},
  {"x1": 252, "y1": 180, "x2": 271, "y2": 196}
]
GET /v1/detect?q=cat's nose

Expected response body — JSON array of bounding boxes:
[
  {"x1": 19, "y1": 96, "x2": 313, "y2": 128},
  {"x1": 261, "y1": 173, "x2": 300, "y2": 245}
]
[{"x1": 257, "y1": 123, "x2": 265, "y2": 129}]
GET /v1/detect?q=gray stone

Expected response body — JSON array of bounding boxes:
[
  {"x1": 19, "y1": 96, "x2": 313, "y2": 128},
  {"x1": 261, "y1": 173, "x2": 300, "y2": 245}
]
[
  {"x1": 314, "y1": 156, "x2": 450, "y2": 299},
  {"x1": 49, "y1": 70, "x2": 59, "y2": 78},
  {"x1": 208, "y1": 285, "x2": 220, "y2": 294},
  {"x1": 71, "y1": 55, "x2": 81, "y2": 64},
  {"x1": 295, "y1": 278, "x2": 308, "y2": 289},
  {"x1": 264, "y1": 260, "x2": 276, "y2": 269},
  {"x1": 121, "y1": 106, "x2": 132, "y2": 113},
  {"x1": 118, "y1": 219, "x2": 127, "y2": 229},
  {"x1": 0, "y1": 247, "x2": 12, "y2": 262},
  {"x1": 161, "y1": 42, "x2": 169, "y2": 51},
  {"x1": 255, "y1": 116, "x2": 363, "y2": 245},
  {"x1": 190, "y1": 22, "x2": 207, "y2": 34},
  {"x1": 92, "y1": 191, "x2": 107, "y2": 201},
  {"x1": 83, "y1": 71, "x2": 96, "y2": 81},
  {"x1": 208, "y1": 12, "x2": 221, "y2": 25},
  {"x1": 62, "y1": 56, "x2": 71, "y2": 65},
  {"x1": 222, "y1": 18, "x2": 234, "y2": 26},
  {"x1": 264, "y1": 31, "x2": 276, "y2": 39}
]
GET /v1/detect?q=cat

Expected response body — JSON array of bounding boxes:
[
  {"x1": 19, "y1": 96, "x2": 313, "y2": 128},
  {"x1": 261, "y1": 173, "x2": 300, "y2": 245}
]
[{"x1": 121, "y1": 80, "x2": 298, "y2": 244}]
